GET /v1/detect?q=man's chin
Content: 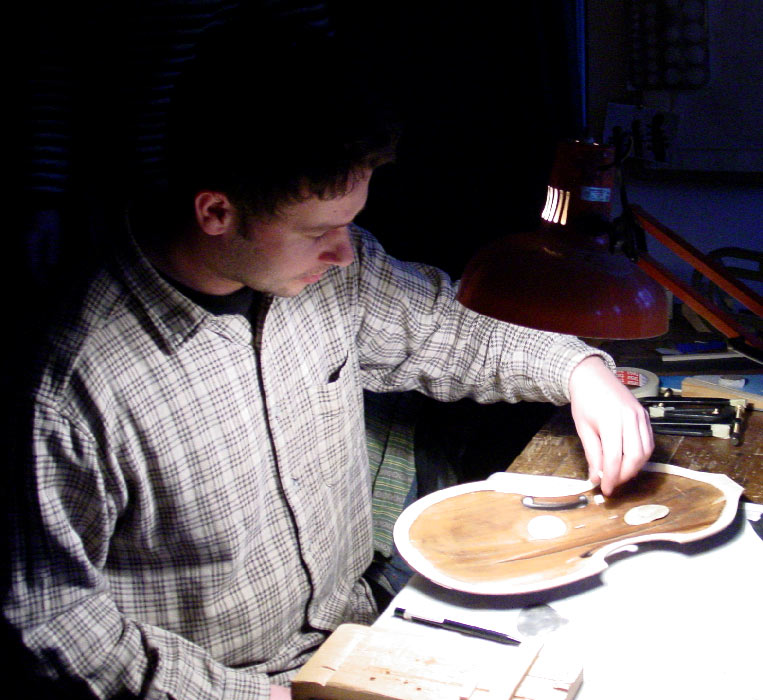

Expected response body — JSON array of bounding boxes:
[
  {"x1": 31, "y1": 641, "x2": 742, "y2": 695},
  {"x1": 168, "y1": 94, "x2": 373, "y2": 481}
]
[
  {"x1": 301, "y1": 271, "x2": 325, "y2": 286},
  {"x1": 266, "y1": 274, "x2": 322, "y2": 298},
  {"x1": 268, "y1": 282, "x2": 308, "y2": 298}
]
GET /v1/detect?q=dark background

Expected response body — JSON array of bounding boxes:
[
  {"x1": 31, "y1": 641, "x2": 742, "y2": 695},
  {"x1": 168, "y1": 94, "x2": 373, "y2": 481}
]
[
  {"x1": 330, "y1": 1, "x2": 587, "y2": 276},
  {"x1": 13, "y1": 0, "x2": 587, "y2": 286}
]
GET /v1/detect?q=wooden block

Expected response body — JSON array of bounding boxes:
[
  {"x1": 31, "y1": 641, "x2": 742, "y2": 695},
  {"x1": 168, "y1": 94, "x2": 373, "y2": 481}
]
[
  {"x1": 514, "y1": 640, "x2": 584, "y2": 700},
  {"x1": 292, "y1": 624, "x2": 582, "y2": 700},
  {"x1": 681, "y1": 375, "x2": 763, "y2": 410}
]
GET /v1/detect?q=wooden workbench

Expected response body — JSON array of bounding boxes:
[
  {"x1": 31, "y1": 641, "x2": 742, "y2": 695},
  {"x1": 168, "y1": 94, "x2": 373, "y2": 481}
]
[{"x1": 507, "y1": 405, "x2": 763, "y2": 504}]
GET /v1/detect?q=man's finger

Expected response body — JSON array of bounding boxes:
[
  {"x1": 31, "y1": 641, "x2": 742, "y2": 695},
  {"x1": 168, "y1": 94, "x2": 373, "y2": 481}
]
[
  {"x1": 599, "y1": 418, "x2": 624, "y2": 495},
  {"x1": 576, "y1": 422, "x2": 604, "y2": 485}
]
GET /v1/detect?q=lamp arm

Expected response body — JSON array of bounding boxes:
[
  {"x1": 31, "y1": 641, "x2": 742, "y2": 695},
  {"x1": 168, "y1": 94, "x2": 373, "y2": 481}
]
[
  {"x1": 635, "y1": 251, "x2": 757, "y2": 340},
  {"x1": 630, "y1": 204, "x2": 763, "y2": 316},
  {"x1": 627, "y1": 205, "x2": 763, "y2": 359}
]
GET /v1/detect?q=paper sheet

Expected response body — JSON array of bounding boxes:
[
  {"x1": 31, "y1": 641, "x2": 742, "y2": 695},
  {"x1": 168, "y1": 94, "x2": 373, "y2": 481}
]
[{"x1": 377, "y1": 504, "x2": 763, "y2": 700}]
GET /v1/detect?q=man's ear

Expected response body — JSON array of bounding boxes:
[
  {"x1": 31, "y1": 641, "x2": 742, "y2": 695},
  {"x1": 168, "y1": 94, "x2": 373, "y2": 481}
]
[{"x1": 194, "y1": 191, "x2": 237, "y2": 237}]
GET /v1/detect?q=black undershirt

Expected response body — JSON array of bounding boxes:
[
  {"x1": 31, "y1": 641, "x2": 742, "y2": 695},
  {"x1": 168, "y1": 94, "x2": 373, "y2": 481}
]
[{"x1": 160, "y1": 272, "x2": 259, "y2": 320}]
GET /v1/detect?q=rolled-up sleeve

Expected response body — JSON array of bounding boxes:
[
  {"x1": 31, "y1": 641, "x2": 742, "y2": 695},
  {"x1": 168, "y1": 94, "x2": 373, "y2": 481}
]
[{"x1": 350, "y1": 226, "x2": 613, "y2": 405}]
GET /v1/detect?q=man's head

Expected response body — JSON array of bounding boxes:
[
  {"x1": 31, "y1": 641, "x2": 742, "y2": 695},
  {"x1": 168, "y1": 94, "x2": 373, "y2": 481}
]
[
  {"x1": 185, "y1": 166, "x2": 371, "y2": 297},
  {"x1": 151, "y1": 10, "x2": 398, "y2": 297}
]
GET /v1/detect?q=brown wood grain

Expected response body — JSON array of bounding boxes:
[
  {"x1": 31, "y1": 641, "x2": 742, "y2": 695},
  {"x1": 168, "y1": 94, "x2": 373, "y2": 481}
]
[
  {"x1": 507, "y1": 406, "x2": 763, "y2": 504},
  {"x1": 408, "y1": 471, "x2": 726, "y2": 586}
]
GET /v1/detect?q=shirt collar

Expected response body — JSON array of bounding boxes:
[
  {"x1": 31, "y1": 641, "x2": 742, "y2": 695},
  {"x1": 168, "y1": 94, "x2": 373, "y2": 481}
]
[{"x1": 114, "y1": 235, "x2": 209, "y2": 351}]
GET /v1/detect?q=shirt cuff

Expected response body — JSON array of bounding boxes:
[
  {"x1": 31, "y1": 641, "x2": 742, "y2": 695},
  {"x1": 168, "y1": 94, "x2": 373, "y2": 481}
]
[{"x1": 558, "y1": 346, "x2": 617, "y2": 403}]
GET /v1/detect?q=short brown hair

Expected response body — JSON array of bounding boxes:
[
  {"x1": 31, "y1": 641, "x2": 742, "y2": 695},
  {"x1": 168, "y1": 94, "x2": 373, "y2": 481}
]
[{"x1": 166, "y1": 8, "x2": 400, "y2": 219}]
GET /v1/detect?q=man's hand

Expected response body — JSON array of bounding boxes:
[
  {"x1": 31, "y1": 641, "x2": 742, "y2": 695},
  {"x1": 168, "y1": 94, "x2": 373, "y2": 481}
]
[
  {"x1": 270, "y1": 685, "x2": 292, "y2": 699},
  {"x1": 568, "y1": 356, "x2": 654, "y2": 495}
]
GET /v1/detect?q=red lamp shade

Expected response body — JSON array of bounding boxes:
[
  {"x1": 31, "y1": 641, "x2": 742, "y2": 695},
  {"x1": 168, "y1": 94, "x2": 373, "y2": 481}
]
[{"x1": 456, "y1": 140, "x2": 669, "y2": 339}]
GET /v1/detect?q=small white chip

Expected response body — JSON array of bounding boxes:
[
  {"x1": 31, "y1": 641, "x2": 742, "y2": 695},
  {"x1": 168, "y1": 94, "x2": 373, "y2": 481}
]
[
  {"x1": 624, "y1": 504, "x2": 670, "y2": 526},
  {"x1": 527, "y1": 515, "x2": 568, "y2": 540}
]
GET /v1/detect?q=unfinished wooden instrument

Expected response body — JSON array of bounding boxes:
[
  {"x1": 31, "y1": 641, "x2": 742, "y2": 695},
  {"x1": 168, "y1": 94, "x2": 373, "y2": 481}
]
[{"x1": 394, "y1": 463, "x2": 742, "y2": 594}]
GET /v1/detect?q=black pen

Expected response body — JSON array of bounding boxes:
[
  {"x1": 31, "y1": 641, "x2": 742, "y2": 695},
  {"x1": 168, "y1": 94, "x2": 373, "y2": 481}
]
[{"x1": 393, "y1": 607, "x2": 521, "y2": 646}]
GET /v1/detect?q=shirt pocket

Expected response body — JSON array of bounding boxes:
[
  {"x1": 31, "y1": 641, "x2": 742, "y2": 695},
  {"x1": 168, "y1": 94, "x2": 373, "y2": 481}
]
[{"x1": 308, "y1": 354, "x2": 364, "y2": 488}]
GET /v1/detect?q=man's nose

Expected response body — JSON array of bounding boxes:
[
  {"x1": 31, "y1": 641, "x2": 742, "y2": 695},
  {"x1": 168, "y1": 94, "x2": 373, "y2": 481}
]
[{"x1": 320, "y1": 227, "x2": 354, "y2": 267}]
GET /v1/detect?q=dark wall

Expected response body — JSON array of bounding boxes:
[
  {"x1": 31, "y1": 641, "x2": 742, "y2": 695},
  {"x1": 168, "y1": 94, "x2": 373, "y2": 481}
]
[
  {"x1": 331, "y1": 1, "x2": 586, "y2": 276},
  {"x1": 16, "y1": 1, "x2": 585, "y2": 284}
]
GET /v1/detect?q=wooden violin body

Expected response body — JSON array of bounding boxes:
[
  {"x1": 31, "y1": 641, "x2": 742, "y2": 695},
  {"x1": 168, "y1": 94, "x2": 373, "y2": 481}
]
[{"x1": 393, "y1": 463, "x2": 742, "y2": 594}]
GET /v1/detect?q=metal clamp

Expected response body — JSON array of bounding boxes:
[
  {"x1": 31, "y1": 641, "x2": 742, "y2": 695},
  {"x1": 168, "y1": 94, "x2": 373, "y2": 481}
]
[{"x1": 521, "y1": 494, "x2": 589, "y2": 511}]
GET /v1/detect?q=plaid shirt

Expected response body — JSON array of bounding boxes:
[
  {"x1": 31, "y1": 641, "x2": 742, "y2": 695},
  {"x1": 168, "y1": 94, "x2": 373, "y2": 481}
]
[{"x1": 6, "y1": 226, "x2": 607, "y2": 699}]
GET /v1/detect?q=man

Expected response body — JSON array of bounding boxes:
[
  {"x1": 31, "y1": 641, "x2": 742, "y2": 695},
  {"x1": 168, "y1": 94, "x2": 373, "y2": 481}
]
[{"x1": 4, "y1": 13, "x2": 653, "y2": 700}]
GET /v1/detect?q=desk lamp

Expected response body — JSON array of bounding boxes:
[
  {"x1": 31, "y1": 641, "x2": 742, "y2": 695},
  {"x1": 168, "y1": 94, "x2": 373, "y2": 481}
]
[{"x1": 456, "y1": 139, "x2": 763, "y2": 362}]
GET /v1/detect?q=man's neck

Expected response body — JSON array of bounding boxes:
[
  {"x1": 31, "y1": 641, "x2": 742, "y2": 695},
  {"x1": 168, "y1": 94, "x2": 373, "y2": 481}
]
[
  {"x1": 142, "y1": 233, "x2": 245, "y2": 296},
  {"x1": 159, "y1": 270, "x2": 255, "y2": 317}
]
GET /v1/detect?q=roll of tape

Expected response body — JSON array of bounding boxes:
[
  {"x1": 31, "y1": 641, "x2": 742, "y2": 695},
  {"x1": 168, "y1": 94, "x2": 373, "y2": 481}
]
[{"x1": 616, "y1": 367, "x2": 659, "y2": 398}]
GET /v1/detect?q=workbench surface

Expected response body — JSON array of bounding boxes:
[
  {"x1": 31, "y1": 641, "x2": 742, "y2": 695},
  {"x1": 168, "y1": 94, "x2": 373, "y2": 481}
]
[{"x1": 507, "y1": 405, "x2": 763, "y2": 504}]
